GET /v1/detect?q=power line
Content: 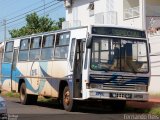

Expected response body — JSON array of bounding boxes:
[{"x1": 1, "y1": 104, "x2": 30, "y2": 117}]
[
  {"x1": 0, "y1": 1, "x2": 64, "y2": 37},
  {"x1": 6, "y1": 1, "x2": 61, "y2": 25},
  {"x1": 6, "y1": 0, "x2": 58, "y2": 22},
  {"x1": 7, "y1": 3, "x2": 63, "y2": 29},
  {"x1": 3, "y1": 0, "x2": 43, "y2": 18}
]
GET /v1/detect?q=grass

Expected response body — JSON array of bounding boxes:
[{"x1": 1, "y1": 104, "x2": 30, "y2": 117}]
[
  {"x1": 125, "y1": 106, "x2": 150, "y2": 113},
  {"x1": 38, "y1": 97, "x2": 53, "y2": 103},
  {"x1": 125, "y1": 105, "x2": 160, "y2": 117},
  {"x1": 3, "y1": 91, "x2": 20, "y2": 98},
  {"x1": 149, "y1": 107, "x2": 160, "y2": 116}
]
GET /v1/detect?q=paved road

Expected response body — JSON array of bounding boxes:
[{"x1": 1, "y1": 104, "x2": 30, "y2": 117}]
[{"x1": 3, "y1": 97, "x2": 156, "y2": 120}]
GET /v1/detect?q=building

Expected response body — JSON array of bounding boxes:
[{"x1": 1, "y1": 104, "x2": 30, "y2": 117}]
[{"x1": 59, "y1": 0, "x2": 160, "y2": 95}]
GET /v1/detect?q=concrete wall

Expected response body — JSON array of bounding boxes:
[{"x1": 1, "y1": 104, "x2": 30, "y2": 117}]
[
  {"x1": 65, "y1": 0, "x2": 144, "y2": 29},
  {"x1": 148, "y1": 35, "x2": 160, "y2": 95},
  {"x1": 146, "y1": 0, "x2": 160, "y2": 16},
  {"x1": 66, "y1": 0, "x2": 107, "y2": 26}
]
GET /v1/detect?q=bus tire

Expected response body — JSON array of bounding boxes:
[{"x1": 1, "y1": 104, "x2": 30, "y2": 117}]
[
  {"x1": 63, "y1": 86, "x2": 76, "y2": 112},
  {"x1": 20, "y1": 83, "x2": 31, "y2": 105}
]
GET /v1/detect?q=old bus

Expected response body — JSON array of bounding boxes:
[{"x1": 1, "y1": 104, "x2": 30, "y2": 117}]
[{"x1": 1, "y1": 25, "x2": 150, "y2": 111}]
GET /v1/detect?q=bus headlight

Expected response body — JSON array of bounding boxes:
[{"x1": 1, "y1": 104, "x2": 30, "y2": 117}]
[
  {"x1": 135, "y1": 85, "x2": 147, "y2": 92},
  {"x1": 90, "y1": 84, "x2": 103, "y2": 89}
]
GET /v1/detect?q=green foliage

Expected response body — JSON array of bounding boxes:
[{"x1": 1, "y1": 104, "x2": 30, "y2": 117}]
[
  {"x1": 56, "y1": 18, "x2": 65, "y2": 29},
  {"x1": 9, "y1": 12, "x2": 65, "y2": 38},
  {"x1": 149, "y1": 107, "x2": 160, "y2": 116},
  {"x1": 4, "y1": 92, "x2": 19, "y2": 98}
]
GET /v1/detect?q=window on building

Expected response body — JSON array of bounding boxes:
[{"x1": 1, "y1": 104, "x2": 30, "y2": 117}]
[
  {"x1": 4, "y1": 41, "x2": 14, "y2": 62},
  {"x1": 41, "y1": 34, "x2": 55, "y2": 60},
  {"x1": 29, "y1": 36, "x2": 42, "y2": 61},
  {"x1": 19, "y1": 38, "x2": 30, "y2": 61},
  {"x1": 124, "y1": 0, "x2": 139, "y2": 20},
  {"x1": 55, "y1": 32, "x2": 70, "y2": 59}
]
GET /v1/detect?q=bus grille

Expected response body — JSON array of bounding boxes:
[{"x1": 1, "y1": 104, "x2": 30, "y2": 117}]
[{"x1": 89, "y1": 74, "x2": 149, "y2": 91}]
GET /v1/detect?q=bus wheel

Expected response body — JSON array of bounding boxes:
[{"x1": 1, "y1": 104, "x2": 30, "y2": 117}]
[
  {"x1": 20, "y1": 83, "x2": 30, "y2": 105},
  {"x1": 63, "y1": 86, "x2": 76, "y2": 112}
]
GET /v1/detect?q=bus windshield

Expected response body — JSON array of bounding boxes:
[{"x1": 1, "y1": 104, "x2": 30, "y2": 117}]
[{"x1": 90, "y1": 36, "x2": 149, "y2": 73}]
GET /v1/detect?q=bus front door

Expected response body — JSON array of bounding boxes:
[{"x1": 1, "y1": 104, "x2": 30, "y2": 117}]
[{"x1": 73, "y1": 39, "x2": 84, "y2": 98}]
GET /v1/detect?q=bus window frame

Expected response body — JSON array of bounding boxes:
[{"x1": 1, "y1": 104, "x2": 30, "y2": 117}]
[
  {"x1": 18, "y1": 38, "x2": 30, "y2": 61},
  {"x1": 29, "y1": 36, "x2": 42, "y2": 61},
  {"x1": 89, "y1": 35, "x2": 149, "y2": 73},
  {"x1": 41, "y1": 34, "x2": 55, "y2": 60},
  {"x1": 54, "y1": 32, "x2": 70, "y2": 60},
  {"x1": 3, "y1": 41, "x2": 14, "y2": 63}
]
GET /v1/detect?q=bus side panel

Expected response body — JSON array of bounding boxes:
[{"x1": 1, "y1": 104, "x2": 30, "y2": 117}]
[
  {"x1": 23, "y1": 61, "x2": 40, "y2": 95},
  {"x1": 51, "y1": 61, "x2": 72, "y2": 97},
  {"x1": 1, "y1": 63, "x2": 12, "y2": 91},
  {"x1": 37, "y1": 60, "x2": 72, "y2": 98},
  {"x1": 11, "y1": 69, "x2": 18, "y2": 92},
  {"x1": 12, "y1": 62, "x2": 28, "y2": 92},
  {"x1": 39, "y1": 61, "x2": 56, "y2": 97}
]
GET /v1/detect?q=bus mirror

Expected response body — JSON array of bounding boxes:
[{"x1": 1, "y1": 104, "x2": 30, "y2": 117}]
[{"x1": 86, "y1": 35, "x2": 92, "y2": 48}]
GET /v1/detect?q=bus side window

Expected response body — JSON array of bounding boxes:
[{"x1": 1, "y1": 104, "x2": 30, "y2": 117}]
[
  {"x1": 54, "y1": 32, "x2": 70, "y2": 59},
  {"x1": 41, "y1": 34, "x2": 55, "y2": 60},
  {"x1": 29, "y1": 36, "x2": 42, "y2": 61},
  {"x1": 19, "y1": 38, "x2": 30, "y2": 61},
  {"x1": 3, "y1": 41, "x2": 14, "y2": 63}
]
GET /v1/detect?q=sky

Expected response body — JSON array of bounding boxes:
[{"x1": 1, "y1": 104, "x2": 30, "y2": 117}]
[{"x1": 0, "y1": 0, "x2": 65, "y2": 42}]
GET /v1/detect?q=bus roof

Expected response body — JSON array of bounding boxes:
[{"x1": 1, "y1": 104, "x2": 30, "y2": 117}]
[{"x1": 4, "y1": 25, "x2": 146, "y2": 42}]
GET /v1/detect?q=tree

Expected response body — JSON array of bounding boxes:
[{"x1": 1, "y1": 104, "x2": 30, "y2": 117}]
[
  {"x1": 56, "y1": 18, "x2": 65, "y2": 29},
  {"x1": 9, "y1": 12, "x2": 65, "y2": 38}
]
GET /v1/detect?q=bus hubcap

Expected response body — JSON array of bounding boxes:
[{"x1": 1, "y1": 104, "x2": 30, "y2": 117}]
[
  {"x1": 64, "y1": 91, "x2": 70, "y2": 106},
  {"x1": 21, "y1": 88, "x2": 25, "y2": 101}
]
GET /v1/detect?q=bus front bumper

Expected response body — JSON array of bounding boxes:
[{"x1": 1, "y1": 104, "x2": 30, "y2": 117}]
[{"x1": 85, "y1": 89, "x2": 149, "y2": 101}]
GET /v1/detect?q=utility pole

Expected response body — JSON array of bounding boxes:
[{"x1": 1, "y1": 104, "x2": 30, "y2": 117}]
[{"x1": 3, "y1": 19, "x2": 6, "y2": 41}]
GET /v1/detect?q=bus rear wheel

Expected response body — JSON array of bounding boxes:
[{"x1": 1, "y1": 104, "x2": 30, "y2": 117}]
[
  {"x1": 63, "y1": 86, "x2": 76, "y2": 112},
  {"x1": 20, "y1": 83, "x2": 37, "y2": 105}
]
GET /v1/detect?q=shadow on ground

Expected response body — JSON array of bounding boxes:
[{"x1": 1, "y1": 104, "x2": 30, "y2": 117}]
[{"x1": 28, "y1": 98, "x2": 156, "y2": 114}]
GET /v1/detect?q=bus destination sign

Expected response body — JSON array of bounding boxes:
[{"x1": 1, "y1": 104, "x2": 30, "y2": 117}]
[{"x1": 92, "y1": 27, "x2": 146, "y2": 38}]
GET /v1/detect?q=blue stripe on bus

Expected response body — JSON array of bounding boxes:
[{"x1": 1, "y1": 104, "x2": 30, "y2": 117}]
[
  {"x1": 1, "y1": 63, "x2": 46, "y2": 93},
  {"x1": 1, "y1": 62, "x2": 72, "y2": 94},
  {"x1": 90, "y1": 75, "x2": 149, "y2": 85},
  {"x1": 2, "y1": 63, "x2": 12, "y2": 76}
]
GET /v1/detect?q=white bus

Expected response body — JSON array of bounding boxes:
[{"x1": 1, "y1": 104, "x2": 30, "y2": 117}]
[{"x1": 1, "y1": 25, "x2": 150, "y2": 111}]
